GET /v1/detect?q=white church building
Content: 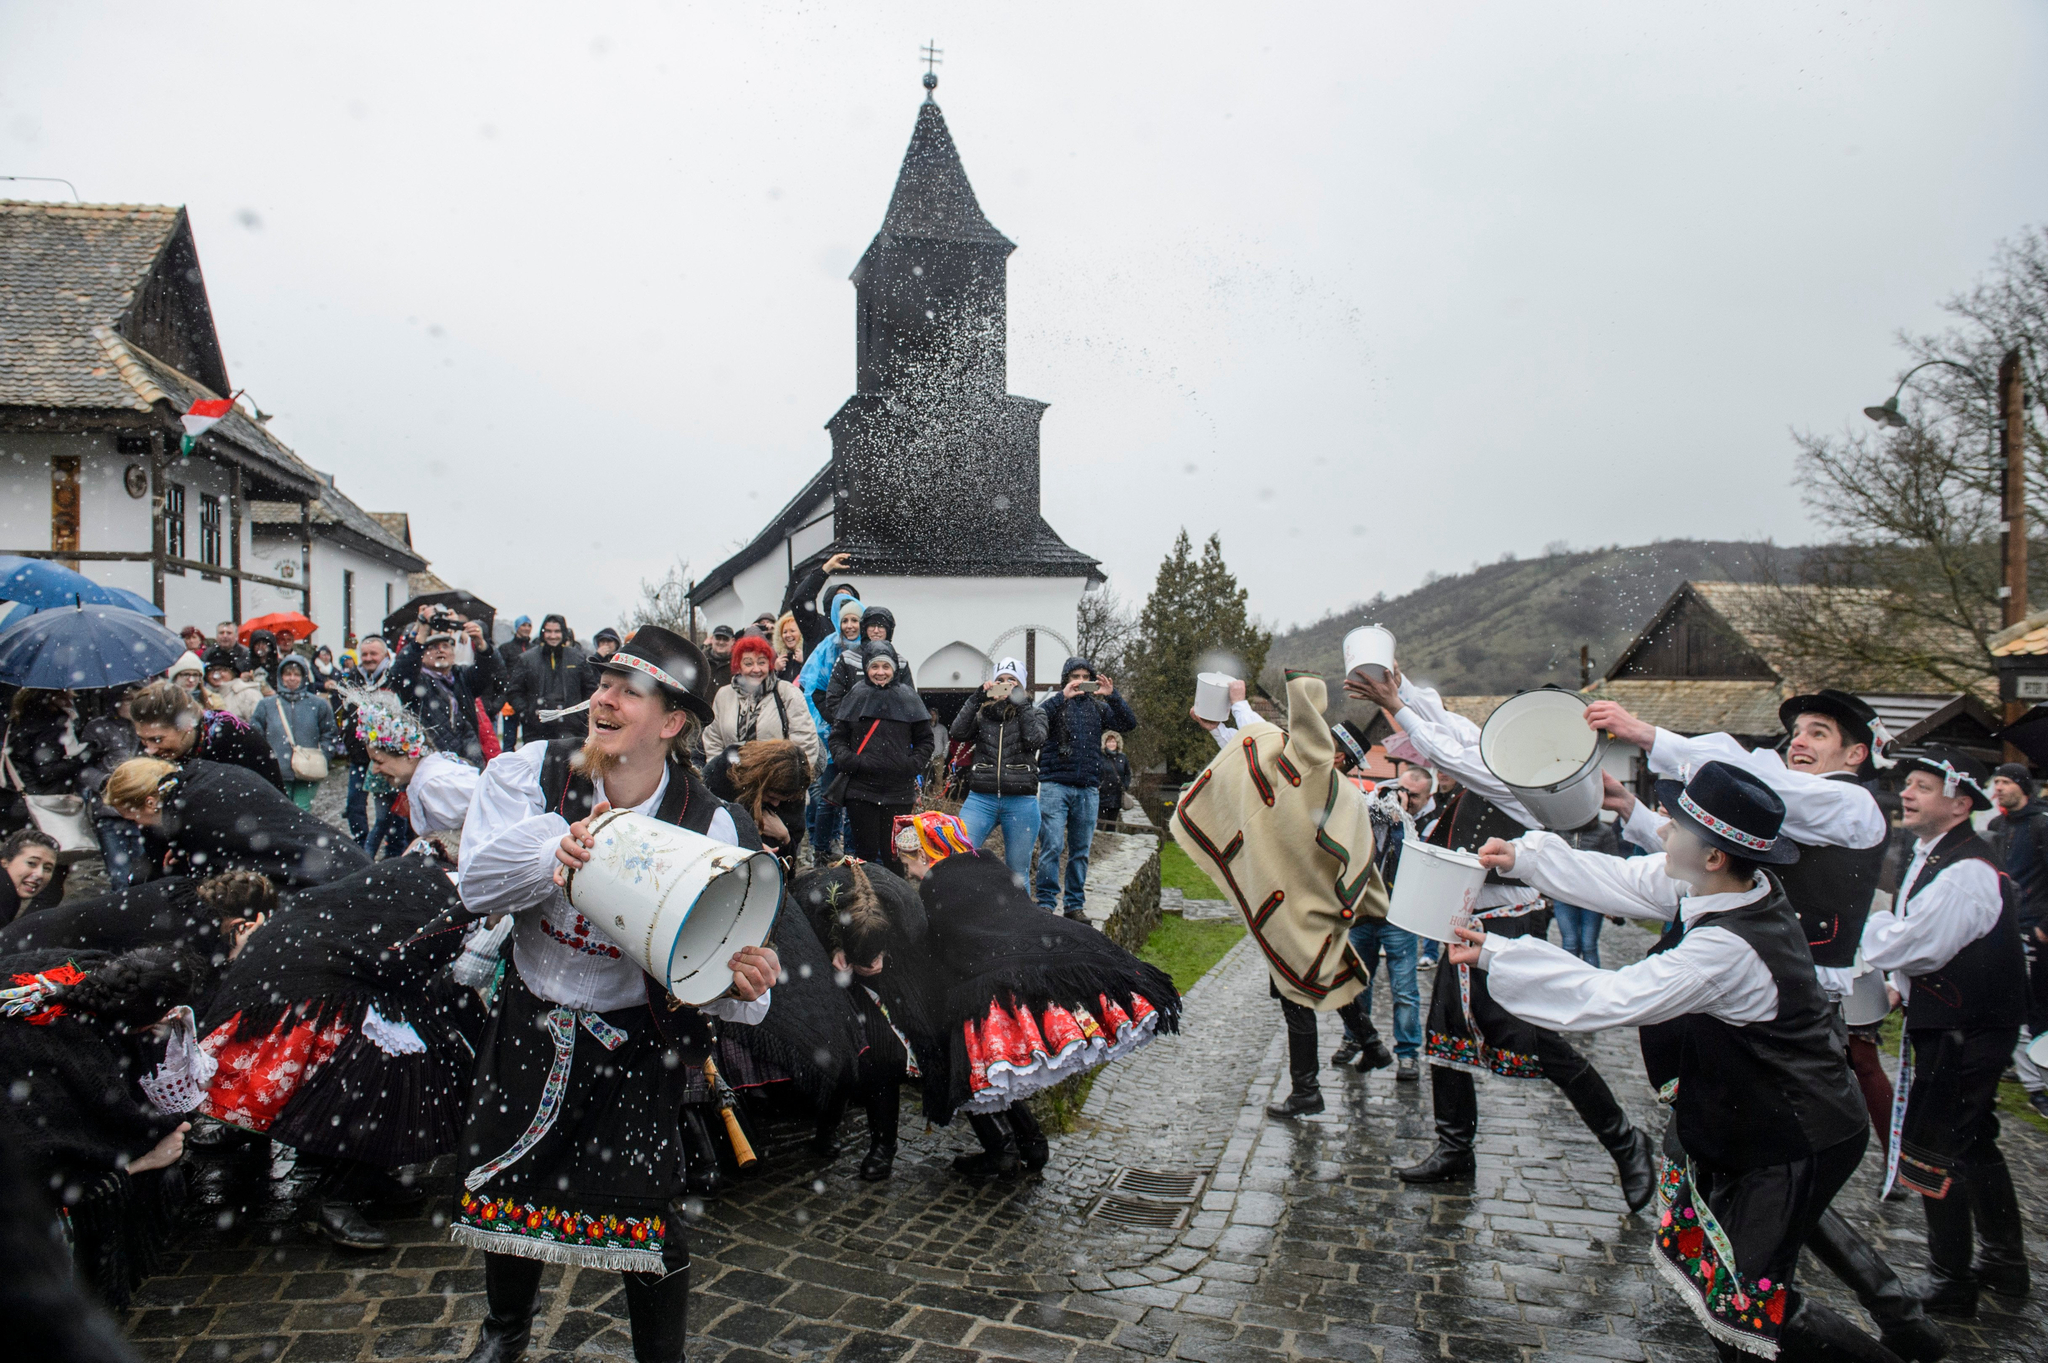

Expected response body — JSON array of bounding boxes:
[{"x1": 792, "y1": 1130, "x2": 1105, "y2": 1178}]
[{"x1": 690, "y1": 80, "x2": 1104, "y2": 708}]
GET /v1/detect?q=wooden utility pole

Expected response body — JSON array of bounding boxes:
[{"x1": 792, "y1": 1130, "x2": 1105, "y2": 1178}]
[{"x1": 2000, "y1": 346, "x2": 2027, "y2": 631}]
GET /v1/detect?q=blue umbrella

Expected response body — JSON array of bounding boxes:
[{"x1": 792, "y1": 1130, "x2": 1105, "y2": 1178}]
[
  {"x1": 0, "y1": 604, "x2": 185, "y2": 690},
  {"x1": 0, "y1": 555, "x2": 144, "y2": 612},
  {"x1": 0, "y1": 585, "x2": 164, "y2": 633}
]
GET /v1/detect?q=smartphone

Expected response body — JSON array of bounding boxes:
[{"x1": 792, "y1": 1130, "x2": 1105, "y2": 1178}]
[
  {"x1": 990, "y1": 679, "x2": 1017, "y2": 702},
  {"x1": 1076, "y1": 680, "x2": 1100, "y2": 695}
]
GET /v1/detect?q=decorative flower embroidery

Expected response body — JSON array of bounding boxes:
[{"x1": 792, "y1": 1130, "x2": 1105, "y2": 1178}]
[
  {"x1": 455, "y1": 1192, "x2": 667, "y2": 1254},
  {"x1": 540, "y1": 911, "x2": 622, "y2": 959},
  {"x1": 1654, "y1": 1161, "x2": 1784, "y2": 1348}
]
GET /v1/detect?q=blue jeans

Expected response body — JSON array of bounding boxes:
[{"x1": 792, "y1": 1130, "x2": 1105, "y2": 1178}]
[
  {"x1": 1033, "y1": 782, "x2": 1099, "y2": 913},
  {"x1": 1344, "y1": 918, "x2": 1422, "y2": 1059},
  {"x1": 345, "y1": 763, "x2": 371, "y2": 844},
  {"x1": 959, "y1": 791, "x2": 1040, "y2": 883},
  {"x1": 807, "y1": 763, "x2": 846, "y2": 857},
  {"x1": 1552, "y1": 902, "x2": 1605, "y2": 968}
]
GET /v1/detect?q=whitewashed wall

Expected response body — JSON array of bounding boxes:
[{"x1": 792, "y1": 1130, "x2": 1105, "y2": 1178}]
[{"x1": 248, "y1": 531, "x2": 411, "y2": 648}]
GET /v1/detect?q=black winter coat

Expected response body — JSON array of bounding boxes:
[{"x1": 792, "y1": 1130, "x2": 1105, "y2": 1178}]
[
  {"x1": 6, "y1": 705, "x2": 96, "y2": 795},
  {"x1": 948, "y1": 690, "x2": 1047, "y2": 797},
  {"x1": 507, "y1": 643, "x2": 593, "y2": 732},
  {"x1": 829, "y1": 712, "x2": 935, "y2": 806},
  {"x1": 1097, "y1": 749, "x2": 1133, "y2": 814},
  {"x1": 390, "y1": 636, "x2": 505, "y2": 766}
]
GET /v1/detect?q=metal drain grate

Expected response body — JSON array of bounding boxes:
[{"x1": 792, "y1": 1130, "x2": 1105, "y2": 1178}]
[
  {"x1": 1109, "y1": 1167, "x2": 1204, "y2": 1202},
  {"x1": 1088, "y1": 1194, "x2": 1190, "y2": 1230}
]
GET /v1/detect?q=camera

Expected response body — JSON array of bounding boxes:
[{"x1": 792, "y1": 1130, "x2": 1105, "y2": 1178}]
[{"x1": 428, "y1": 611, "x2": 462, "y2": 632}]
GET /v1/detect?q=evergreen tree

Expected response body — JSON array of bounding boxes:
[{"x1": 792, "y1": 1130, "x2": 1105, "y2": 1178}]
[{"x1": 1126, "y1": 530, "x2": 1272, "y2": 779}]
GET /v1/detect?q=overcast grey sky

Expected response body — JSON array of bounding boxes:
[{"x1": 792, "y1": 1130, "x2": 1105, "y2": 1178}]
[{"x1": 5, "y1": 2, "x2": 2046, "y2": 634}]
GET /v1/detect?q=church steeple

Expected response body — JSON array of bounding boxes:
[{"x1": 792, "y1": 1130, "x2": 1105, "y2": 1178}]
[{"x1": 850, "y1": 97, "x2": 1014, "y2": 399}]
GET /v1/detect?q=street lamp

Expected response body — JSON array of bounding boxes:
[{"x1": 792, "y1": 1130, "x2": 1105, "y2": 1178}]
[
  {"x1": 1865, "y1": 350, "x2": 2029, "y2": 635},
  {"x1": 1863, "y1": 358, "x2": 1994, "y2": 428}
]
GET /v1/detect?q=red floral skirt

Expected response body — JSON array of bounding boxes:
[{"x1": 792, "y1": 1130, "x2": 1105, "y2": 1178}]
[
  {"x1": 960, "y1": 992, "x2": 1158, "y2": 1114},
  {"x1": 199, "y1": 1008, "x2": 350, "y2": 1132}
]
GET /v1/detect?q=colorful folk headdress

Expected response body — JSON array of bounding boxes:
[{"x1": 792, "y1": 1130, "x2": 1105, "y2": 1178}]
[{"x1": 892, "y1": 810, "x2": 975, "y2": 864}]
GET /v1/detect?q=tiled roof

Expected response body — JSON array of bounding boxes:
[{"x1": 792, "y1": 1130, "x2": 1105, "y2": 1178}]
[
  {"x1": 248, "y1": 481, "x2": 426, "y2": 570},
  {"x1": 368, "y1": 512, "x2": 413, "y2": 548},
  {"x1": 0, "y1": 200, "x2": 180, "y2": 409},
  {"x1": 1439, "y1": 695, "x2": 1509, "y2": 726},
  {"x1": 1989, "y1": 609, "x2": 2048, "y2": 657},
  {"x1": 874, "y1": 101, "x2": 1012, "y2": 250},
  {"x1": 1580, "y1": 678, "x2": 1789, "y2": 738},
  {"x1": 98, "y1": 328, "x2": 319, "y2": 491}
]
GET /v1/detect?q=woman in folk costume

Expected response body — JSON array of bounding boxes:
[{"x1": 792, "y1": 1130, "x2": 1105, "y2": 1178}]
[
  {"x1": 194, "y1": 858, "x2": 475, "y2": 1251},
  {"x1": 102, "y1": 755, "x2": 372, "y2": 889},
  {"x1": 1346, "y1": 665, "x2": 1656, "y2": 1210},
  {"x1": 1463, "y1": 763, "x2": 1892, "y2": 1362},
  {"x1": 0, "y1": 943, "x2": 213, "y2": 1306},
  {"x1": 1181, "y1": 671, "x2": 1398, "y2": 1117},
  {"x1": 900, "y1": 811, "x2": 1180, "y2": 1181},
  {"x1": 795, "y1": 853, "x2": 943, "y2": 1183},
  {"x1": 1858, "y1": 748, "x2": 2031, "y2": 1319}
]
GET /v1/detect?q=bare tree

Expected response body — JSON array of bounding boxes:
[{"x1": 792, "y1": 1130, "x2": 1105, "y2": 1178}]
[
  {"x1": 1755, "y1": 227, "x2": 2048, "y2": 692},
  {"x1": 1075, "y1": 584, "x2": 1138, "y2": 678},
  {"x1": 630, "y1": 558, "x2": 694, "y2": 638}
]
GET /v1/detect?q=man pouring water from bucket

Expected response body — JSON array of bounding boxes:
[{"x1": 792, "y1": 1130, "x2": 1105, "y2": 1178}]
[
  {"x1": 453, "y1": 625, "x2": 781, "y2": 1363},
  {"x1": 1345, "y1": 655, "x2": 1657, "y2": 1211}
]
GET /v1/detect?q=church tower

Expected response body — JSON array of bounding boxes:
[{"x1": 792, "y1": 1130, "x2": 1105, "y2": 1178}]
[{"x1": 826, "y1": 80, "x2": 1094, "y2": 578}]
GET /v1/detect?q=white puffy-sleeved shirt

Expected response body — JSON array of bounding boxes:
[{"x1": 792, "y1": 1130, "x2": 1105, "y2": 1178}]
[
  {"x1": 1645, "y1": 729, "x2": 1888, "y2": 999},
  {"x1": 1388, "y1": 678, "x2": 1543, "y2": 912},
  {"x1": 406, "y1": 751, "x2": 480, "y2": 836},
  {"x1": 458, "y1": 740, "x2": 768, "y2": 1019},
  {"x1": 1861, "y1": 836, "x2": 2004, "y2": 1003},
  {"x1": 1207, "y1": 699, "x2": 1263, "y2": 749},
  {"x1": 1479, "y1": 831, "x2": 1780, "y2": 1030}
]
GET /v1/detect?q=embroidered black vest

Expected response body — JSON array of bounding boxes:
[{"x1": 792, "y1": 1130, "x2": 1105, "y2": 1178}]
[
  {"x1": 1899, "y1": 825, "x2": 2026, "y2": 1031},
  {"x1": 1771, "y1": 773, "x2": 1886, "y2": 969},
  {"x1": 1639, "y1": 882, "x2": 1865, "y2": 1170}
]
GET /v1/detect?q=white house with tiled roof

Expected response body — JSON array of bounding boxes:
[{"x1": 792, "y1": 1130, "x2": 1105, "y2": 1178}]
[{"x1": 0, "y1": 199, "x2": 428, "y2": 646}]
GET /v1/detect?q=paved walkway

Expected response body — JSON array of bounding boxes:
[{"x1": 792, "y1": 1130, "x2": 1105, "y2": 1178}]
[{"x1": 124, "y1": 922, "x2": 2048, "y2": 1362}]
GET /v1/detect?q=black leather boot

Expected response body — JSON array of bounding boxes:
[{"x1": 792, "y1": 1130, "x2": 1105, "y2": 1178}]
[
  {"x1": 620, "y1": 1262, "x2": 690, "y2": 1363},
  {"x1": 1006, "y1": 1103, "x2": 1049, "y2": 1171},
  {"x1": 953, "y1": 1112, "x2": 1019, "y2": 1182},
  {"x1": 1552, "y1": 1057, "x2": 1655, "y2": 1212},
  {"x1": 464, "y1": 1253, "x2": 544, "y2": 1363},
  {"x1": 811, "y1": 1091, "x2": 849, "y2": 1160},
  {"x1": 1337, "y1": 1000, "x2": 1392, "y2": 1071},
  {"x1": 1398, "y1": 1065, "x2": 1476, "y2": 1182},
  {"x1": 1912, "y1": 1190, "x2": 1979, "y2": 1317},
  {"x1": 1963, "y1": 1159, "x2": 2031, "y2": 1299},
  {"x1": 1266, "y1": 1009, "x2": 1325, "y2": 1118},
  {"x1": 1776, "y1": 1293, "x2": 1908, "y2": 1363},
  {"x1": 680, "y1": 1106, "x2": 722, "y2": 1195},
  {"x1": 859, "y1": 1087, "x2": 899, "y2": 1182},
  {"x1": 1805, "y1": 1208, "x2": 1951, "y2": 1362}
]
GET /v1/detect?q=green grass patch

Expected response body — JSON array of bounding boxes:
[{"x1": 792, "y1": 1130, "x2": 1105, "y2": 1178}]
[
  {"x1": 1159, "y1": 840, "x2": 1226, "y2": 900},
  {"x1": 1139, "y1": 911, "x2": 1246, "y2": 993}
]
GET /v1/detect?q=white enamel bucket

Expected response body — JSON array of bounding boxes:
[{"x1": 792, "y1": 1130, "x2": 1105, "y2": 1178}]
[
  {"x1": 565, "y1": 810, "x2": 784, "y2": 1006},
  {"x1": 1193, "y1": 672, "x2": 1236, "y2": 723},
  {"x1": 1841, "y1": 960, "x2": 1892, "y2": 1028},
  {"x1": 1385, "y1": 839, "x2": 1486, "y2": 944},
  {"x1": 1479, "y1": 689, "x2": 1608, "y2": 831},
  {"x1": 1343, "y1": 625, "x2": 1396, "y2": 683}
]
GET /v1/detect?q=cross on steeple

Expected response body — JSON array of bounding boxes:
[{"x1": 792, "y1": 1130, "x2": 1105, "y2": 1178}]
[{"x1": 920, "y1": 41, "x2": 942, "y2": 97}]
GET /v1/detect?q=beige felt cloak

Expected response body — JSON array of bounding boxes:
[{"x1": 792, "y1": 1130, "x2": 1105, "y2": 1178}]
[{"x1": 1170, "y1": 672, "x2": 1388, "y2": 1009}]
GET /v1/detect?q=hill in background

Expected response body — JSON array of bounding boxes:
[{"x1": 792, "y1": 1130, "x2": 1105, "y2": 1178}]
[{"x1": 1265, "y1": 539, "x2": 1802, "y2": 697}]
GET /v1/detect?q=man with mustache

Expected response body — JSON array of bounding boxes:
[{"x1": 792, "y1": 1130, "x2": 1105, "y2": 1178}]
[{"x1": 453, "y1": 625, "x2": 779, "y2": 1363}]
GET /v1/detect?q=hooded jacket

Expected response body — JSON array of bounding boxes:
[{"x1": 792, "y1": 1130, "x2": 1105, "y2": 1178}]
[
  {"x1": 949, "y1": 660, "x2": 1047, "y2": 797},
  {"x1": 1037, "y1": 656, "x2": 1137, "y2": 789},
  {"x1": 251, "y1": 663, "x2": 342, "y2": 783},
  {"x1": 825, "y1": 605, "x2": 914, "y2": 720},
  {"x1": 827, "y1": 642, "x2": 934, "y2": 805},
  {"x1": 799, "y1": 589, "x2": 863, "y2": 728},
  {"x1": 507, "y1": 616, "x2": 592, "y2": 736}
]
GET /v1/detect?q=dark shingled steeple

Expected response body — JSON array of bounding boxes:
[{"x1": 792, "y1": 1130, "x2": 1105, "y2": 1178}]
[{"x1": 872, "y1": 101, "x2": 1014, "y2": 251}]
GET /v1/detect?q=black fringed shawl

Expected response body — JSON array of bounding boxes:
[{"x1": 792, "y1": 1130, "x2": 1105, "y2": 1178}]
[
  {"x1": 794, "y1": 861, "x2": 956, "y2": 1120},
  {"x1": 715, "y1": 894, "x2": 867, "y2": 1106},
  {"x1": 156, "y1": 759, "x2": 371, "y2": 888},
  {"x1": 199, "y1": 855, "x2": 468, "y2": 1039},
  {"x1": 0, "y1": 948, "x2": 189, "y2": 1308},
  {"x1": 0, "y1": 878, "x2": 222, "y2": 964}
]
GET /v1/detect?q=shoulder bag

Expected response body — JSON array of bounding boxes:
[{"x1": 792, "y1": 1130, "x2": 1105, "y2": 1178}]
[
  {"x1": 273, "y1": 696, "x2": 331, "y2": 782},
  {"x1": 0, "y1": 747, "x2": 97, "y2": 861}
]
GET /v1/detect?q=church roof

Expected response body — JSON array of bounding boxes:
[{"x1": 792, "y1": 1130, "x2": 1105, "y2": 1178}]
[{"x1": 871, "y1": 101, "x2": 1013, "y2": 250}]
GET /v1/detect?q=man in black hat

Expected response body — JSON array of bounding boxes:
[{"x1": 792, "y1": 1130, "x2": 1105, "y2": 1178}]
[
  {"x1": 1986, "y1": 761, "x2": 2048, "y2": 1118},
  {"x1": 706, "y1": 623, "x2": 735, "y2": 689},
  {"x1": 1347, "y1": 667, "x2": 1656, "y2": 1212},
  {"x1": 1861, "y1": 746, "x2": 2031, "y2": 1318},
  {"x1": 1581, "y1": 692, "x2": 1948, "y2": 1358},
  {"x1": 1466, "y1": 762, "x2": 1893, "y2": 1362},
  {"x1": 453, "y1": 625, "x2": 780, "y2": 1363}
]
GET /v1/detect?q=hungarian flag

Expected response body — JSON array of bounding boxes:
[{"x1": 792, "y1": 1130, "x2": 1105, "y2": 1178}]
[{"x1": 179, "y1": 397, "x2": 235, "y2": 454}]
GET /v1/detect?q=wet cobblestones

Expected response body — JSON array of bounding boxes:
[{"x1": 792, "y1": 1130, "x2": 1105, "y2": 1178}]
[{"x1": 125, "y1": 926, "x2": 2047, "y2": 1361}]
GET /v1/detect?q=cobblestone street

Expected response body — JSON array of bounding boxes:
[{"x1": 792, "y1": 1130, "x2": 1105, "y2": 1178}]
[{"x1": 124, "y1": 921, "x2": 2048, "y2": 1362}]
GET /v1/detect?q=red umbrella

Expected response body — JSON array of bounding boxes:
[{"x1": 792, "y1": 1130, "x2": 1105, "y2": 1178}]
[{"x1": 240, "y1": 611, "x2": 319, "y2": 646}]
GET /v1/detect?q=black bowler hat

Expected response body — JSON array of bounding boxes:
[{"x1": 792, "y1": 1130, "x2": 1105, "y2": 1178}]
[
  {"x1": 1653, "y1": 760, "x2": 1801, "y2": 865},
  {"x1": 1893, "y1": 745, "x2": 1993, "y2": 812},
  {"x1": 1778, "y1": 689, "x2": 1883, "y2": 750},
  {"x1": 595, "y1": 625, "x2": 716, "y2": 723}
]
